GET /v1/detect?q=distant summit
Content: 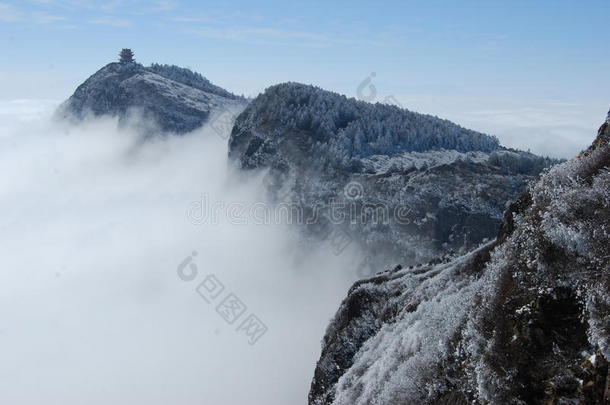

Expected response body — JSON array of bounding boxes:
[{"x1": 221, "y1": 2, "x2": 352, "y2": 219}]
[{"x1": 58, "y1": 53, "x2": 246, "y2": 134}]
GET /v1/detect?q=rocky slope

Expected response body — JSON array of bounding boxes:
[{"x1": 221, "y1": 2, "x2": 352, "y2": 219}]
[
  {"x1": 309, "y1": 112, "x2": 610, "y2": 404},
  {"x1": 58, "y1": 62, "x2": 246, "y2": 134},
  {"x1": 229, "y1": 83, "x2": 559, "y2": 268}
]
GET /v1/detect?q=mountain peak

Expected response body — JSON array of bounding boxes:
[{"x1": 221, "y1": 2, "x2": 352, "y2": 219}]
[{"x1": 58, "y1": 61, "x2": 246, "y2": 134}]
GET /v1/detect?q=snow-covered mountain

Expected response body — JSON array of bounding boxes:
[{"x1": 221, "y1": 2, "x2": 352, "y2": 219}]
[
  {"x1": 58, "y1": 62, "x2": 247, "y2": 134},
  {"x1": 309, "y1": 112, "x2": 610, "y2": 404},
  {"x1": 229, "y1": 83, "x2": 559, "y2": 267}
]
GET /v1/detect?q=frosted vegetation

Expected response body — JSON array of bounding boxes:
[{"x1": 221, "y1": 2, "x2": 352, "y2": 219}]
[
  {"x1": 236, "y1": 83, "x2": 502, "y2": 170},
  {"x1": 230, "y1": 82, "x2": 561, "y2": 269},
  {"x1": 362, "y1": 148, "x2": 558, "y2": 176},
  {"x1": 311, "y1": 120, "x2": 610, "y2": 404},
  {"x1": 148, "y1": 63, "x2": 244, "y2": 100},
  {"x1": 60, "y1": 62, "x2": 246, "y2": 134}
]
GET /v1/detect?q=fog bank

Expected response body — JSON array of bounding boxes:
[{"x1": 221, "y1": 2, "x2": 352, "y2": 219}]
[{"x1": 0, "y1": 100, "x2": 358, "y2": 404}]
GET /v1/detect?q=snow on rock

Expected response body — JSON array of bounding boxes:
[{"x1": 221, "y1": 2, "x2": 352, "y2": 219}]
[
  {"x1": 229, "y1": 83, "x2": 560, "y2": 268},
  {"x1": 58, "y1": 62, "x2": 247, "y2": 134},
  {"x1": 309, "y1": 111, "x2": 610, "y2": 404}
]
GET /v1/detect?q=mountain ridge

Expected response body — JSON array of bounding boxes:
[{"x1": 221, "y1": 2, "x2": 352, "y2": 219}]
[
  {"x1": 228, "y1": 82, "x2": 560, "y2": 267},
  {"x1": 229, "y1": 82, "x2": 502, "y2": 170}
]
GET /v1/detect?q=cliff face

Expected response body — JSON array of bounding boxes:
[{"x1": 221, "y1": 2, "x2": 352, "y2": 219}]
[
  {"x1": 309, "y1": 113, "x2": 610, "y2": 405},
  {"x1": 58, "y1": 62, "x2": 246, "y2": 134},
  {"x1": 229, "y1": 83, "x2": 559, "y2": 268}
]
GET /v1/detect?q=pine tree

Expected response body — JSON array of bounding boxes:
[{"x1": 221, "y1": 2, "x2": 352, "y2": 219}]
[{"x1": 119, "y1": 48, "x2": 134, "y2": 63}]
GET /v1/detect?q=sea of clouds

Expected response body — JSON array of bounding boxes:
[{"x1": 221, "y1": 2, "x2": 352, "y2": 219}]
[{"x1": 0, "y1": 100, "x2": 360, "y2": 405}]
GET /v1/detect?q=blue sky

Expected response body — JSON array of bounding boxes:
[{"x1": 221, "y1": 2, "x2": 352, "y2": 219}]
[{"x1": 1, "y1": 0, "x2": 609, "y2": 157}]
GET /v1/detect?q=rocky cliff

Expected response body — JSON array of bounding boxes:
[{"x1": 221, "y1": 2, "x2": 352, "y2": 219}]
[{"x1": 309, "y1": 112, "x2": 610, "y2": 404}]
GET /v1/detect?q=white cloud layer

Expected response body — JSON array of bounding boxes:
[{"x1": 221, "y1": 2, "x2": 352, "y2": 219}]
[
  {"x1": 0, "y1": 101, "x2": 358, "y2": 404},
  {"x1": 390, "y1": 94, "x2": 606, "y2": 158}
]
